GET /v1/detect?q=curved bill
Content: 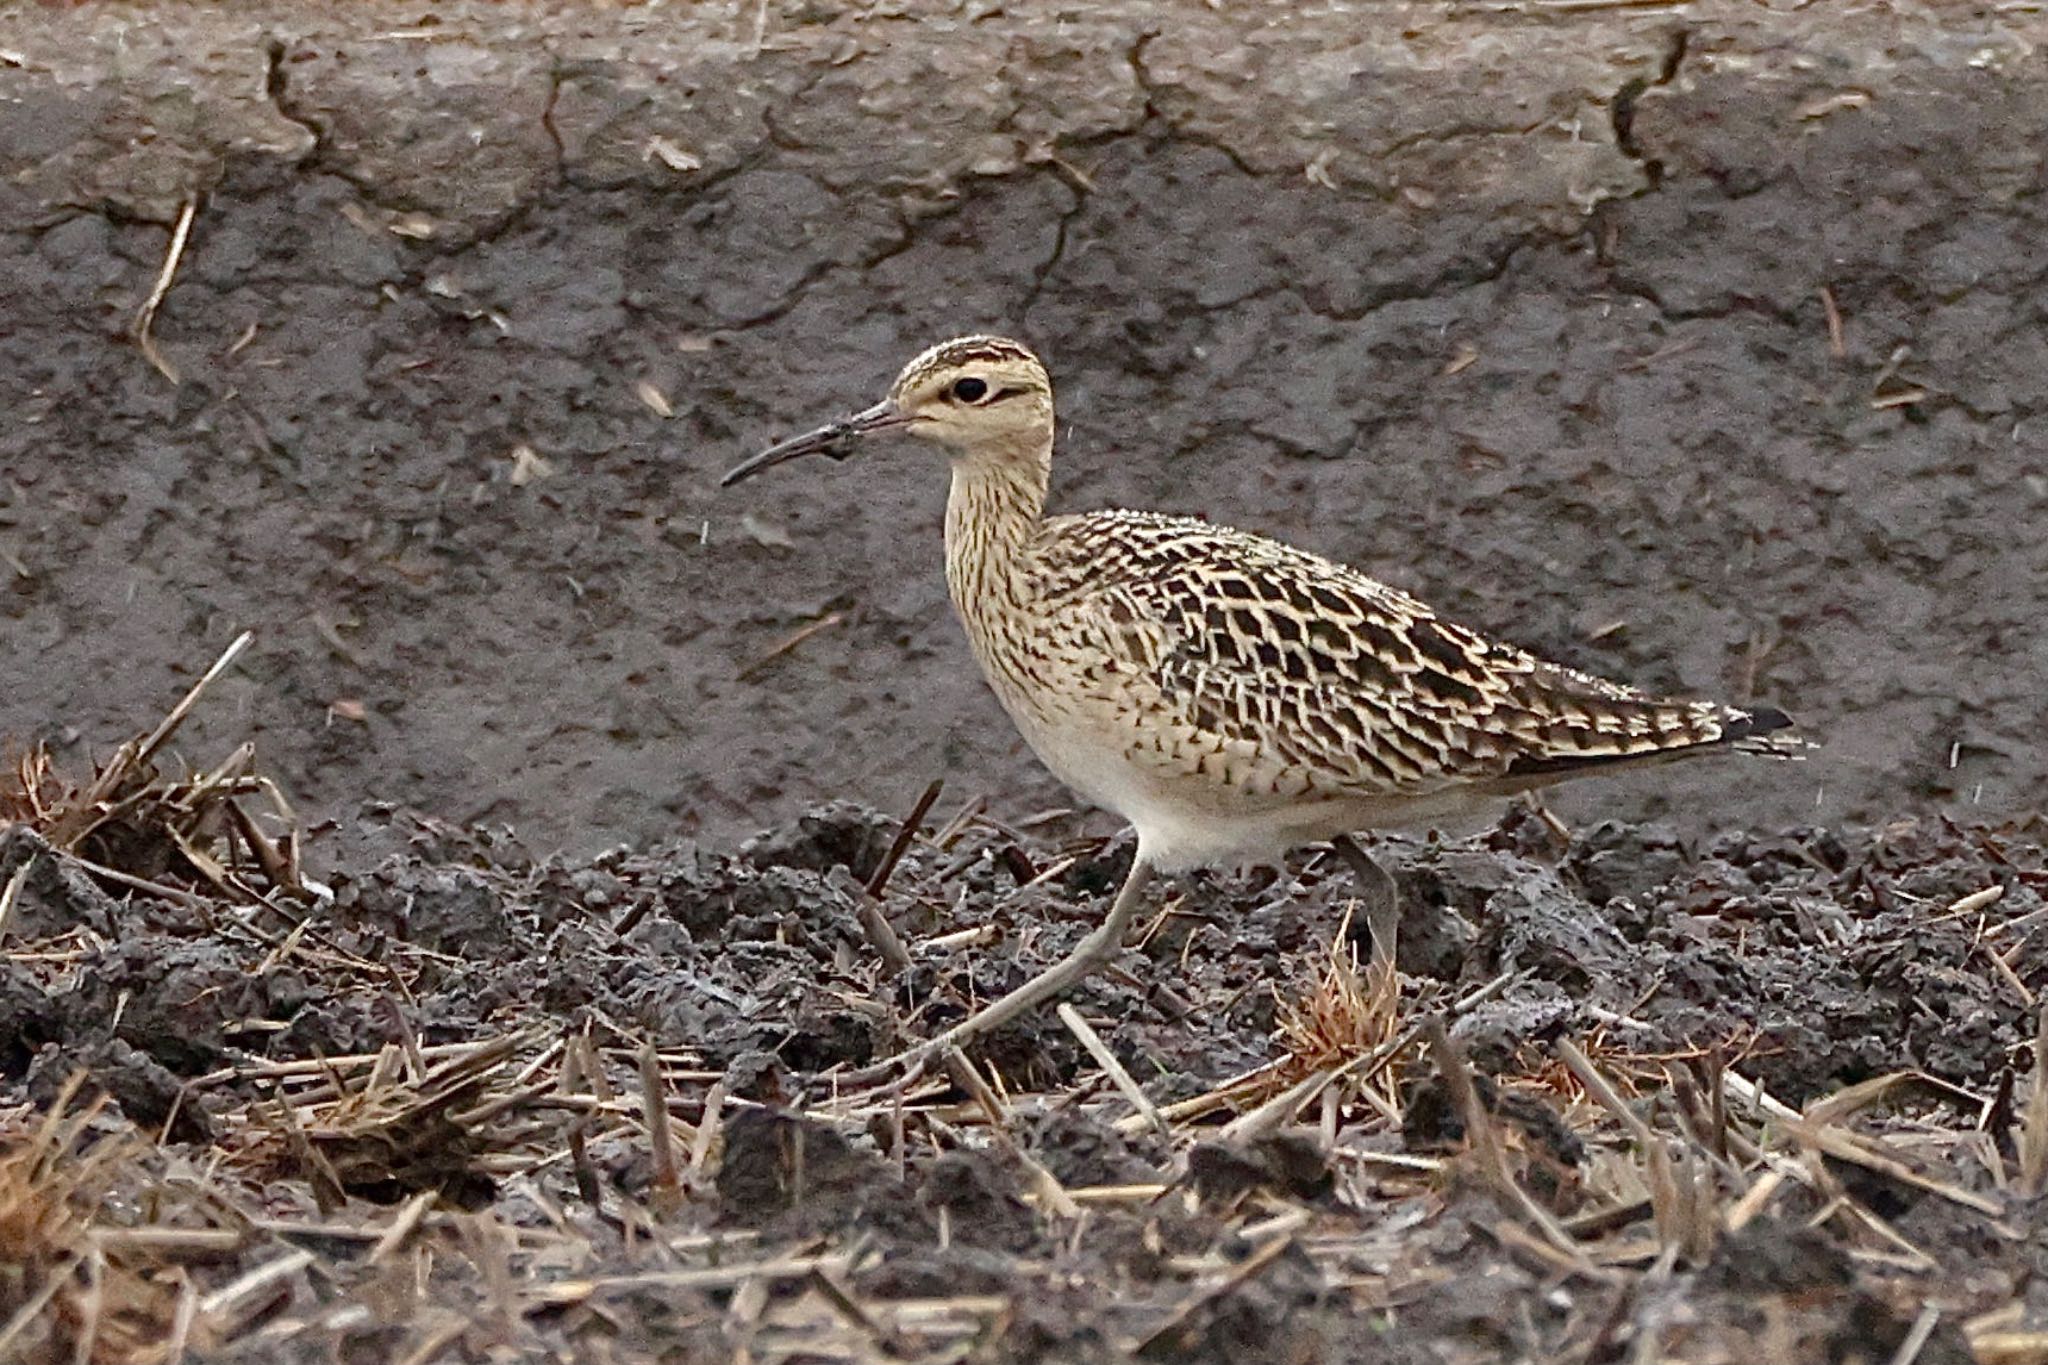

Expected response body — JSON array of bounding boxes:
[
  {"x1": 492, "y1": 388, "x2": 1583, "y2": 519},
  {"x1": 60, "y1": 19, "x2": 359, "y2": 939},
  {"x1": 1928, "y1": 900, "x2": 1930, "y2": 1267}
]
[{"x1": 720, "y1": 400, "x2": 909, "y2": 488}]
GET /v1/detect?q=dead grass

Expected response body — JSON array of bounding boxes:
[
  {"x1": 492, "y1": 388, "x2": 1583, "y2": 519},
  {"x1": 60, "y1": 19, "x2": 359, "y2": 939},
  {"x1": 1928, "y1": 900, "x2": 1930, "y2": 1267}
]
[
  {"x1": 1274, "y1": 909, "x2": 1402, "y2": 1079},
  {"x1": 0, "y1": 1082, "x2": 184, "y2": 1365},
  {"x1": 2, "y1": 648, "x2": 2046, "y2": 1361},
  {"x1": 0, "y1": 633, "x2": 319, "y2": 920}
]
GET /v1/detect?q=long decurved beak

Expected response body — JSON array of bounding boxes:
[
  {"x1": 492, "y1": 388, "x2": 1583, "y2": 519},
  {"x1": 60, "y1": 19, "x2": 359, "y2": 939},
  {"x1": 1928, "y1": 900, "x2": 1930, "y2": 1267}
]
[{"x1": 719, "y1": 400, "x2": 910, "y2": 488}]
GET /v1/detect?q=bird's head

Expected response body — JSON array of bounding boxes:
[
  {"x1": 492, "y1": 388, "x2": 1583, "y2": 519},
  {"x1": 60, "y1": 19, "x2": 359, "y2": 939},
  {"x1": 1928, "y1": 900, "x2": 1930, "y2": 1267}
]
[{"x1": 721, "y1": 335, "x2": 1052, "y2": 488}]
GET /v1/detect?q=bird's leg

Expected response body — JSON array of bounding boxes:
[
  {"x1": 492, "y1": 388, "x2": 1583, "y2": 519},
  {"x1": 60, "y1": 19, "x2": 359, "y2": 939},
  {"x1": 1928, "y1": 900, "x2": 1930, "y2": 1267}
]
[
  {"x1": 890, "y1": 858, "x2": 1157, "y2": 1075},
  {"x1": 1330, "y1": 834, "x2": 1400, "y2": 974}
]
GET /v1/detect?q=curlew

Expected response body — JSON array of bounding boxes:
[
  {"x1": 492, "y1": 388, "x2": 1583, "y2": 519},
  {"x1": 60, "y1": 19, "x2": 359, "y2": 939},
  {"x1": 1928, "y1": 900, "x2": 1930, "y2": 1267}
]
[{"x1": 721, "y1": 336, "x2": 1800, "y2": 1071}]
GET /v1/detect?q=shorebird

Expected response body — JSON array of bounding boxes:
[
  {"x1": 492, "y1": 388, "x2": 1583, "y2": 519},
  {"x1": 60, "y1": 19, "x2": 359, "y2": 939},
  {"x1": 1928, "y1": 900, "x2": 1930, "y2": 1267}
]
[{"x1": 721, "y1": 336, "x2": 1799, "y2": 1070}]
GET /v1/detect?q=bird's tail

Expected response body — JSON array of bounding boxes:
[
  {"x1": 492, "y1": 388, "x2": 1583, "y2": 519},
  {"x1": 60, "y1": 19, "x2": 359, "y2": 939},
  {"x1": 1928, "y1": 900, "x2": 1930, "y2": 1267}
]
[
  {"x1": 1723, "y1": 704, "x2": 1811, "y2": 759},
  {"x1": 1498, "y1": 702, "x2": 1809, "y2": 785}
]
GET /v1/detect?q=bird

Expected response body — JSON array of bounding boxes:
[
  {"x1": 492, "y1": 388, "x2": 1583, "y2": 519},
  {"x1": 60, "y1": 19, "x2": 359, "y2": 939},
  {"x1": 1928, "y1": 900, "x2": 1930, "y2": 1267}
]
[{"x1": 720, "y1": 335, "x2": 1801, "y2": 1073}]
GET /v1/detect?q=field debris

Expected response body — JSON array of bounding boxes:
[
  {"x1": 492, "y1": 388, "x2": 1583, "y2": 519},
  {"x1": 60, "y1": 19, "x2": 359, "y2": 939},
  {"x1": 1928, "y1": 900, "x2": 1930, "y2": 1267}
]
[{"x1": 2, "y1": 668, "x2": 2047, "y2": 1360}]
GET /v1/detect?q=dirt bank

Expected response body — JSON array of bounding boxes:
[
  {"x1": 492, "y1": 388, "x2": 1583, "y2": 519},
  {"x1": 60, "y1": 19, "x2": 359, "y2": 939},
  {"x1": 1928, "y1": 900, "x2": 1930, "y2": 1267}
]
[{"x1": 2, "y1": 1, "x2": 2042, "y2": 854}]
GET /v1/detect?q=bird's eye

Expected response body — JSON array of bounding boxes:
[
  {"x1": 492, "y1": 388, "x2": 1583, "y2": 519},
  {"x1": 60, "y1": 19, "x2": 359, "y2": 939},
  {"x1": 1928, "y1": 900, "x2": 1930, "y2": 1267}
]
[{"x1": 950, "y1": 377, "x2": 989, "y2": 403}]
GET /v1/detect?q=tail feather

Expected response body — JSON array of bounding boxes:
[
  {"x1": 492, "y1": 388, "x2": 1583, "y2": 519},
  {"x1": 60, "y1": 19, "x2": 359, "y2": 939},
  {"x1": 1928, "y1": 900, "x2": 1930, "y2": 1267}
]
[
  {"x1": 1502, "y1": 702, "x2": 1808, "y2": 783},
  {"x1": 1722, "y1": 704, "x2": 1810, "y2": 758}
]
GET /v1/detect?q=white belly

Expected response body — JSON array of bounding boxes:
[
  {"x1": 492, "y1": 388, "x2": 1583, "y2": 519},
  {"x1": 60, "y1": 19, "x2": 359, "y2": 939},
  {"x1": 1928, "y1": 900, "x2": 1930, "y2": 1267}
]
[{"x1": 1006, "y1": 705, "x2": 1493, "y2": 874}]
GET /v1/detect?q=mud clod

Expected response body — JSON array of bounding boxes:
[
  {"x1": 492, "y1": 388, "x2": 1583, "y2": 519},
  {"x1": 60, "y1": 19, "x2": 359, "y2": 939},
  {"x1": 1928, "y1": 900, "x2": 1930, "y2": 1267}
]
[
  {"x1": 0, "y1": 825, "x2": 117, "y2": 938},
  {"x1": 1188, "y1": 1133, "x2": 1334, "y2": 1205},
  {"x1": 741, "y1": 801, "x2": 899, "y2": 882},
  {"x1": 715, "y1": 1107, "x2": 892, "y2": 1230}
]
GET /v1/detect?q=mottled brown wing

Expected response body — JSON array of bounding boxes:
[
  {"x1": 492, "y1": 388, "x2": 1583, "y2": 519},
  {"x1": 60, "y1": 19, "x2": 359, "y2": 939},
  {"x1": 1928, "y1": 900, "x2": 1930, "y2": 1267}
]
[{"x1": 1037, "y1": 511, "x2": 1775, "y2": 799}]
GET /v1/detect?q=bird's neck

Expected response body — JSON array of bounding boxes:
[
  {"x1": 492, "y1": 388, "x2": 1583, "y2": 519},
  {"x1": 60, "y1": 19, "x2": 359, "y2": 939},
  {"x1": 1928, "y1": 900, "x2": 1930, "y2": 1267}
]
[{"x1": 944, "y1": 440, "x2": 1051, "y2": 638}]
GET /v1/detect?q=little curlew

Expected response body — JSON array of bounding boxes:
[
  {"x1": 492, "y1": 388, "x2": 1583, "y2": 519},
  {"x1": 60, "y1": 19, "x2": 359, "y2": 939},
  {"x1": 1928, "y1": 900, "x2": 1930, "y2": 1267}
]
[{"x1": 721, "y1": 336, "x2": 1800, "y2": 1070}]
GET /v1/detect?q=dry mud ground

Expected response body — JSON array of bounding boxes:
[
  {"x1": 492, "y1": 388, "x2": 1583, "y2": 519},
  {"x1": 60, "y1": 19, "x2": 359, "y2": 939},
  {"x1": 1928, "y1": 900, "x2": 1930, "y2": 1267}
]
[
  {"x1": 4, "y1": 765, "x2": 2048, "y2": 1364},
  {"x1": 4, "y1": 1, "x2": 2048, "y2": 1362}
]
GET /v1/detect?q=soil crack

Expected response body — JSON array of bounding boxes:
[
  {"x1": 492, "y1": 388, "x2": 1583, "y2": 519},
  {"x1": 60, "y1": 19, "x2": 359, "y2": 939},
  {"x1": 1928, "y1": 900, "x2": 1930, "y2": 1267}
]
[
  {"x1": 262, "y1": 38, "x2": 325, "y2": 158},
  {"x1": 1609, "y1": 27, "x2": 1689, "y2": 190}
]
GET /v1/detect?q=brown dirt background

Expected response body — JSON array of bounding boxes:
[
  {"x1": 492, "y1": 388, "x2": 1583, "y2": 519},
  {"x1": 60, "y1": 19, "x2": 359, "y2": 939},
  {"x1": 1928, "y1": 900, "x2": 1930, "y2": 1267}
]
[
  {"x1": 6, "y1": 796, "x2": 2046, "y2": 1364},
  {"x1": 1, "y1": 0, "x2": 2043, "y2": 858},
  {"x1": 5, "y1": 7, "x2": 2048, "y2": 1358}
]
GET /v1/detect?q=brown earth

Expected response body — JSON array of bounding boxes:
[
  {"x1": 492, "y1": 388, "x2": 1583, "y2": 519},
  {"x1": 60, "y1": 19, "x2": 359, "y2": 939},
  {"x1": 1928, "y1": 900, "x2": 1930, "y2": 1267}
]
[
  {"x1": 1, "y1": 0, "x2": 2043, "y2": 855},
  {"x1": 2, "y1": 786, "x2": 2046, "y2": 1363},
  {"x1": 4, "y1": 2, "x2": 2048, "y2": 1363}
]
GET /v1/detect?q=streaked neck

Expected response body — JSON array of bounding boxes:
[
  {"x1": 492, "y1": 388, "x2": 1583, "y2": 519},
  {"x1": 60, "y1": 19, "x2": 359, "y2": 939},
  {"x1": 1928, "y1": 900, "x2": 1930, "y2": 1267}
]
[{"x1": 944, "y1": 438, "x2": 1051, "y2": 621}]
